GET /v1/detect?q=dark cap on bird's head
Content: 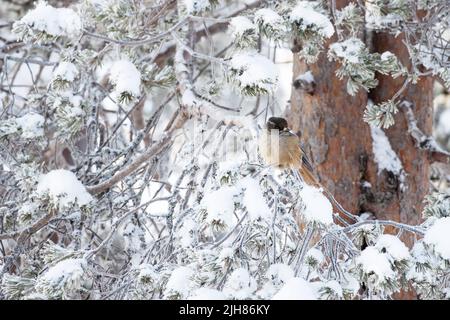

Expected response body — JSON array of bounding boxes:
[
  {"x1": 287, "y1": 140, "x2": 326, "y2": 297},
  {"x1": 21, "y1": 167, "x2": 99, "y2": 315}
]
[{"x1": 267, "y1": 117, "x2": 289, "y2": 131}]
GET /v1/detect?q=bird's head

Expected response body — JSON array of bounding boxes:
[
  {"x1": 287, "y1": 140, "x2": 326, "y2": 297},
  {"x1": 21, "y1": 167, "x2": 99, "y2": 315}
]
[{"x1": 266, "y1": 117, "x2": 289, "y2": 131}]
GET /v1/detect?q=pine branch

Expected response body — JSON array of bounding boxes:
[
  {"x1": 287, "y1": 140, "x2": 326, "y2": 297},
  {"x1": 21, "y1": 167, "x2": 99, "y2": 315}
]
[{"x1": 401, "y1": 101, "x2": 450, "y2": 163}]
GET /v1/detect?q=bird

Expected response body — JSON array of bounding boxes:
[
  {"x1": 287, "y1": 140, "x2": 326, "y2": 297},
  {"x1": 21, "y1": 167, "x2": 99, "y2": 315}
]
[
  {"x1": 258, "y1": 116, "x2": 319, "y2": 187},
  {"x1": 258, "y1": 116, "x2": 359, "y2": 223}
]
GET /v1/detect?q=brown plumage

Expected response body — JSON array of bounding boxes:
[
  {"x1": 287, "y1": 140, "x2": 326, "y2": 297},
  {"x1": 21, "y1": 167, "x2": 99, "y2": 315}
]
[
  {"x1": 258, "y1": 117, "x2": 319, "y2": 187},
  {"x1": 258, "y1": 116, "x2": 358, "y2": 224}
]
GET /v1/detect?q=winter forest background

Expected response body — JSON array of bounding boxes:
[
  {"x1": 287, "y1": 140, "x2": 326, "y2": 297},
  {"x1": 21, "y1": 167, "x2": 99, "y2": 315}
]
[{"x1": 0, "y1": 0, "x2": 449, "y2": 300}]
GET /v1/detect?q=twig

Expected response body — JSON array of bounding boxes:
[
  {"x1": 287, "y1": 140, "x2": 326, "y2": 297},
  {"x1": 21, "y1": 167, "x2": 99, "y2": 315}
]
[{"x1": 401, "y1": 100, "x2": 450, "y2": 163}]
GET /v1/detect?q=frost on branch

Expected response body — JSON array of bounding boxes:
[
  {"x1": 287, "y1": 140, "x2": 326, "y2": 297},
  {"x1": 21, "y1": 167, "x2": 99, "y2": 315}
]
[
  {"x1": 228, "y1": 52, "x2": 278, "y2": 95},
  {"x1": 35, "y1": 258, "x2": 90, "y2": 300},
  {"x1": 36, "y1": 169, "x2": 93, "y2": 208},
  {"x1": 0, "y1": 113, "x2": 45, "y2": 140},
  {"x1": 108, "y1": 59, "x2": 142, "y2": 105},
  {"x1": 229, "y1": 16, "x2": 257, "y2": 49},
  {"x1": 13, "y1": 1, "x2": 82, "y2": 43},
  {"x1": 328, "y1": 38, "x2": 403, "y2": 96},
  {"x1": 423, "y1": 217, "x2": 450, "y2": 260},
  {"x1": 223, "y1": 268, "x2": 257, "y2": 300},
  {"x1": 2, "y1": 0, "x2": 450, "y2": 302},
  {"x1": 289, "y1": 1, "x2": 334, "y2": 63},
  {"x1": 298, "y1": 185, "x2": 333, "y2": 226},
  {"x1": 182, "y1": 0, "x2": 214, "y2": 15},
  {"x1": 254, "y1": 8, "x2": 286, "y2": 41},
  {"x1": 51, "y1": 62, "x2": 79, "y2": 91}
]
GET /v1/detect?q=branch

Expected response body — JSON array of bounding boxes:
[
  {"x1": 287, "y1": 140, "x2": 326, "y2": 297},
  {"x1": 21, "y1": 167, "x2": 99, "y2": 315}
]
[
  {"x1": 400, "y1": 101, "x2": 450, "y2": 163},
  {"x1": 82, "y1": 17, "x2": 188, "y2": 46},
  {"x1": 85, "y1": 129, "x2": 178, "y2": 195},
  {"x1": 0, "y1": 210, "x2": 55, "y2": 241},
  {"x1": 339, "y1": 219, "x2": 425, "y2": 236},
  {"x1": 154, "y1": 0, "x2": 263, "y2": 66}
]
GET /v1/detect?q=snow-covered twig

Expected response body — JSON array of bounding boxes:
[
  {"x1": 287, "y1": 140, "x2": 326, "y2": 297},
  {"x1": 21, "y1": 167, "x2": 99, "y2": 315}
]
[{"x1": 401, "y1": 101, "x2": 450, "y2": 163}]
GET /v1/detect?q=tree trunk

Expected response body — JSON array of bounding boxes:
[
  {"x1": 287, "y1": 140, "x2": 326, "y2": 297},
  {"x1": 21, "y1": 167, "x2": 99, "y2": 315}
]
[
  {"x1": 365, "y1": 32, "x2": 433, "y2": 241},
  {"x1": 287, "y1": 1, "x2": 433, "y2": 300},
  {"x1": 287, "y1": 4, "x2": 432, "y2": 235},
  {"x1": 287, "y1": 1, "x2": 371, "y2": 217}
]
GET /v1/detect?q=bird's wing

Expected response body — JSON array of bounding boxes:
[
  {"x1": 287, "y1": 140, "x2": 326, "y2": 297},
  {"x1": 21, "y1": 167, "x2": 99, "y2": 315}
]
[
  {"x1": 300, "y1": 145, "x2": 314, "y2": 173},
  {"x1": 282, "y1": 131, "x2": 315, "y2": 172}
]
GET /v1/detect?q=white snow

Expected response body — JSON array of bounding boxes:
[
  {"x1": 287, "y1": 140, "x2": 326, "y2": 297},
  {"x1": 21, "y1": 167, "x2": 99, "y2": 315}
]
[
  {"x1": 181, "y1": 90, "x2": 196, "y2": 107},
  {"x1": 381, "y1": 51, "x2": 395, "y2": 61},
  {"x1": 239, "y1": 177, "x2": 271, "y2": 220},
  {"x1": 218, "y1": 247, "x2": 235, "y2": 261},
  {"x1": 266, "y1": 263, "x2": 294, "y2": 286},
  {"x1": 178, "y1": 217, "x2": 197, "y2": 248},
  {"x1": 137, "y1": 264, "x2": 157, "y2": 283},
  {"x1": 375, "y1": 234, "x2": 410, "y2": 261},
  {"x1": 255, "y1": 8, "x2": 284, "y2": 28},
  {"x1": 305, "y1": 247, "x2": 325, "y2": 265},
  {"x1": 53, "y1": 62, "x2": 79, "y2": 82},
  {"x1": 201, "y1": 177, "x2": 272, "y2": 225},
  {"x1": 406, "y1": 242, "x2": 433, "y2": 283},
  {"x1": 289, "y1": 1, "x2": 335, "y2": 38},
  {"x1": 164, "y1": 266, "x2": 194, "y2": 299},
  {"x1": 341, "y1": 275, "x2": 360, "y2": 295},
  {"x1": 329, "y1": 38, "x2": 365, "y2": 64},
  {"x1": 229, "y1": 16, "x2": 256, "y2": 38},
  {"x1": 229, "y1": 51, "x2": 278, "y2": 93},
  {"x1": 223, "y1": 268, "x2": 257, "y2": 299},
  {"x1": 321, "y1": 280, "x2": 343, "y2": 298},
  {"x1": 424, "y1": 217, "x2": 450, "y2": 260},
  {"x1": 201, "y1": 186, "x2": 239, "y2": 227},
  {"x1": 370, "y1": 124, "x2": 403, "y2": 175},
  {"x1": 272, "y1": 277, "x2": 317, "y2": 300},
  {"x1": 182, "y1": 0, "x2": 210, "y2": 14},
  {"x1": 295, "y1": 71, "x2": 315, "y2": 84},
  {"x1": 188, "y1": 288, "x2": 226, "y2": 300},
  {"x1": 16, "y1": 1, "x2": 82, "y2": 39},
  {"x1": 436, "y1": 108, "x2": 450, "y2": 136},
  {"x1": 365, "y1": 4, "x2": 402, "y2": 30},
  {"x1": 37, "y1": 258, "x2": 86, "y2": 294},
  {"x1": 299, "y1": 185, "x2": 334, "y2": 225},
  {"x1": 109, "y1": 59, "x2": 142, "y2": 99},
  {"x1": 36, "y1": 169, "x2": 93, "y2": 207},
  {"x1": 15, "y1": 113, "x2": 45, "y2": 139},
  {"x1": 356, "y1": 246, "x2": 395, "y2": 283}
]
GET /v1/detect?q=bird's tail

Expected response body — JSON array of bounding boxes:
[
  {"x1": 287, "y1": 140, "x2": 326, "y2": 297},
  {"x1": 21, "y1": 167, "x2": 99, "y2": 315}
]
[{"x1": 296, "y1": 168, "x2": 359, "y2": 223}]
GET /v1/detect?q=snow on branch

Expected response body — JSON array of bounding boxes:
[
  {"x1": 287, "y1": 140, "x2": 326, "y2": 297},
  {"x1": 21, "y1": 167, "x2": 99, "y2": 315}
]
[
  {"x1": 400, "y1": 101, "x2": 450, "y2": 163},
  {"x1": 1, "y1": 0, "x2": 450, "y2": 301}
]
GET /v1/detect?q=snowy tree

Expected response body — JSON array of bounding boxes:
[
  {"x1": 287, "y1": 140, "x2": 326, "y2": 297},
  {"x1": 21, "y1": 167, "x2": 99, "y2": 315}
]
[{"x1": 0, "y1": 0, "x2": 449, "y2": 301}]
